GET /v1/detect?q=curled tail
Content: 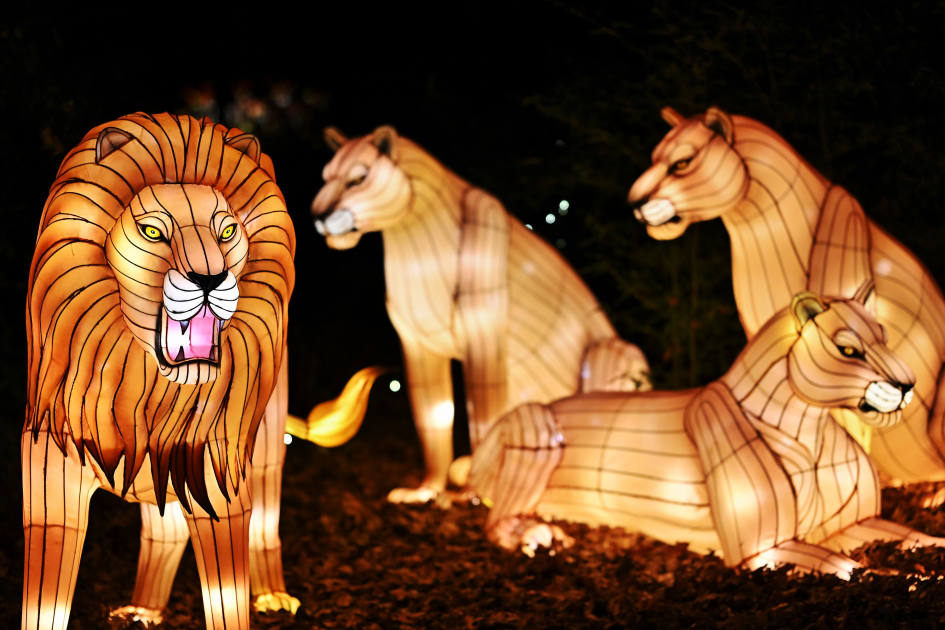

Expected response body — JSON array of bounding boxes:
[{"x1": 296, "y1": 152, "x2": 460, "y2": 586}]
[{"x1": 285, "y1": 366, "x2": 388, "y2": 447}]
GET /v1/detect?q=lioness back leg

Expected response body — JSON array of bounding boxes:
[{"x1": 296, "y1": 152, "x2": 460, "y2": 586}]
[
  {"x1": 248, "y1": 359, "x2": 299, "y2": 614},
  {"x1": 22, "y1": 430, "x2": 99, "y2": 630},
  {"x1": 469, "y1": 403, "x2": 566, "y2": 550},
  {"x1": 580, "y1": 337, "x2": 651, "y2": 393}
]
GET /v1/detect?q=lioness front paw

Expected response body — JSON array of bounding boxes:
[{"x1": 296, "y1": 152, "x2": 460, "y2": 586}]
[
  {"x1": 387, "y1": 485, "x2": 441, "y2": 504},
  {"x1": 253, "y1": 591, "x2": 301, "y2": 615},
  {"x1": 109, "y1": 605, "x2": 164, "y2": 627},
  {"x1": 489, "y1": 517, "x2": 574, "y2": 556}
]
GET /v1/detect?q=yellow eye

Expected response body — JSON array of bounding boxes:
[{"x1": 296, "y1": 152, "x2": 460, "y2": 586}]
[
  {"x1": 670, "y1": 158, "x2": 692, "y2": 174},
  {"x1": 843, "y1": 346, "x2": 855, "y2": 356},
  {"x1": 220, "y1": 224, "x2": 237, "y2": 241},
  {"x1": 139, "y1": 224, "x2": 163, "y2": 241}
]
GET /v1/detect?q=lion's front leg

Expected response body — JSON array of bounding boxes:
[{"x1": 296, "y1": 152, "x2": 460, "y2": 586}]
[
  {"x1": 248, "y1": 358, "x2": 299, "y2": 615},
  {"x1": 22, "y1": 430, "x2": 99, "y2": 630},
  {"x1": 184, "y1": 466, "x2": 253, "y2": 630},
  {"x1": 387, "y1": 338, "x2": 454, "y2": 503},
  {"x1": 109, "y1": 501, "x2": 189, "y2": 627}
]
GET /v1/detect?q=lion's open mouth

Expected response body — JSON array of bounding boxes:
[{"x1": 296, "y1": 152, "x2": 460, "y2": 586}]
[{"x1": 159, "y1": 304, "x2": 222, "y2": 366}]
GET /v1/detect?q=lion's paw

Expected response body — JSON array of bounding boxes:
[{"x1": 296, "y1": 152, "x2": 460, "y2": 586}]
[
  {"x1": 387, "y1": 485, "x2": 440, "y2": 504},
  {"x1": 489, "y1": 517, "x2": 574, "y2": 556},
  {"x1": 253, "y1": 591, "x2": 301, "y2": 615},
  {"x1": 108, "y1": 605, "x2": 164, "y2": 627}
]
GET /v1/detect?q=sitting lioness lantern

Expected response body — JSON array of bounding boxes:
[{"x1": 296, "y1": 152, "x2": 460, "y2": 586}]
[
  {"x1": 305, "y1": 126, "x2": 652, "y2": 502},
  {"x1": 471, "y1": 290, "x2": 945, "y2": 578},
  {"x1": 629, "y1": 106, "x2": 945, "y2": 499},
  {"x1": 23, "y1": 113, "x2": 295, "y2": 630}
]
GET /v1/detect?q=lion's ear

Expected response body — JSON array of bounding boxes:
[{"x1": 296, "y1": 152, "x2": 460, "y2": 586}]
[
  {"x1": 791, "y1": 291, "x2": 828, "y2": 330},
  {"x1": 705, "y1": 106, "x2": 734, "y2": 145},
  {"x1": 372, "y1": 125, "x2": 398, "y2": 157},
  {"x1": 95, "y1": 127, "x2": 134, "y2": 163},
  {"x1": 324, "y1": 127, "x2": 349, "y2": 152},
  {"x1": 226, "y1": 133, "x2": 261, "y2": 162},
  {"x1": 661, "y1": 107, "x2": 685, "y2": 127}
]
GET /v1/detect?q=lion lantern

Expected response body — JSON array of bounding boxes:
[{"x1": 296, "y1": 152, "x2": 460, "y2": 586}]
[
  {"x1": 470, "y1": 290, "x2": 945, "y2": 578},
  {"x1": 304, "y1": 126, "x2": 652, "y2": 503},
  {"x1": 23, "y1": 113, "x2": 295, "y2": 630},
  {"x1": 628, "y1": 107, "x2": 945, "y2": 501}
]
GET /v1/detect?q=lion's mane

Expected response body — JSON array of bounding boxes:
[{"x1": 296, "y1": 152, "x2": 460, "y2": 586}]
[{"x1": 26, "y1": 112, "x2": 295, "y2": 515}]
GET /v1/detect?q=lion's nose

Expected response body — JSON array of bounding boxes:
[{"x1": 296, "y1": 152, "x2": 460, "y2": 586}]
[{"x1": 187, "y1": 270, "x2": 228, "y2": 293}]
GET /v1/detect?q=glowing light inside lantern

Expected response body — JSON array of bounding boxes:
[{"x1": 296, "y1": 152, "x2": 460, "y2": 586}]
[{"x1": 432, "y1": 401, "x2": 454, "y2": 429}]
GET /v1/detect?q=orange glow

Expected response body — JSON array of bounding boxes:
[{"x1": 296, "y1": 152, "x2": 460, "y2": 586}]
[
  {"x1": 23, "y1": 113, "x2": 295, "y2": 629},
  {"x1": 471, "y1": 293, "x2": 945, "y2": 578},
  {"x1": 629, "y1": 106, "x2": 945, "y2": 489},
  {"x1": 311, "y1": 126, "x2": 652, "y2": 501}
]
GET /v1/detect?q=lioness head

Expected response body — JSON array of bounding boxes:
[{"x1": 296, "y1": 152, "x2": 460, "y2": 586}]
[
  {"x1": 310, "y1": 126, "x2": 412, "y2": 249},
  {"x1": 628, "y1": 106, "x2": 748, "y2": 240},
  {"x1": 788, "y1": 291, "x2": 914, "y2": 428}
]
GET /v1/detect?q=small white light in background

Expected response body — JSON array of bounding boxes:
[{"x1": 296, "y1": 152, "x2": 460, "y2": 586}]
[
  {"x1": 545, "y1": 213, "x2": 556, "y2": 224},
  {"x1": 283, "y1": 433, "x2": 293, "y2": 445},
  {"x1": 558, "y1": 200, "x2": 570, "y2": 214},
  {"x1": 389, "y1": 379, "x2": 402, "y2": 393},
  {"x1": 525, "y1": 223, "x2": 533, "y2": 230}
]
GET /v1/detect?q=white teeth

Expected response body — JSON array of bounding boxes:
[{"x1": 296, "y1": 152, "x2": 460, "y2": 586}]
[
  {"x1": 323, "y1": 209, "x2": 355, "y2": 235},
  {"x1": 865, "y1": 381, "x2": 903, "y2": 414},
  {"x1": 640, "y1": 199, "x2": 677, "y2": 226},
  {"x1": 902, "y1": 389, "x2": 914, "y2": 409},
  {"x1": 163, "y1": 270, "x2": 204, "y2": 320}
]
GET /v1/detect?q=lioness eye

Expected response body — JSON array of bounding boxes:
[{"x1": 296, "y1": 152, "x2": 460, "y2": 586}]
[
  {"x1": 346, "y1": 173, "x2": 367, "y2": 189},
  {"x1": 139, "y1": 224, "x2": 164, "y2": 241},
  {"x1": 220, "y1": 224, "x2": 237, "y2": 241},
  {"x1": 669, "y1": 158, "x2": 692, "y2": 174}
]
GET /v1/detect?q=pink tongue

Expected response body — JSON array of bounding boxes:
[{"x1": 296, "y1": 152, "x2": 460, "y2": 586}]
[{"x1": 168, "y1": 305, "x2": 218, "y2": 361}]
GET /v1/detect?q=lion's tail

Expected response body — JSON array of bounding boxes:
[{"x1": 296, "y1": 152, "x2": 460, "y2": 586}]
[{"x1": 285, "y1": 366, "x2": 389, "y2": 447}]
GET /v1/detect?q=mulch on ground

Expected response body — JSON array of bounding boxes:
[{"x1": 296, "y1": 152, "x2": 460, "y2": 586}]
[{"x1": 11, "y1": 404, "x2": 945, "y2": 629}]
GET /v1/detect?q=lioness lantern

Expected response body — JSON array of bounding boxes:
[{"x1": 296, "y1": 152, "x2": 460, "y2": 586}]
[
  {"x1": 306, "y1": 126, "x2": 651, "y2": 502},
  {"x1": 471, "y1": 291, "x2": 945, "y2": 578},
  {"x1": 23, "y1": 113, "x2": 295, "y2": 630},
  {"x1": 628, "y1": 107, "x2": 945, "y2": 499}
]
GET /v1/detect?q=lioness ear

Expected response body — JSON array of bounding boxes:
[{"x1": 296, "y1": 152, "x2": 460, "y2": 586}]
[
  {"x1": 661, "y1": 107, "x2": 685, "y2": 127},
  {"x1": 791, "y1": 291, "x2": 828, "y2": 330},
  {"x1": 372, "y1": 125, "x2": 398, "y2": 157},
  {"x1": 95, "y1": 127, "x2": 134, "y2": 163},
  {"x1": 704, "y1": 106, "x2": 734, "y2": 145},
  {"x1": 226, "y1": 133, "x2": 261, "y2": 162},
  {"x1": 324, "y1": 126, "x2": 349, "y2": 153},
  {"x1": 852, "y1": 278, "x2": 876, "y2": 307}
]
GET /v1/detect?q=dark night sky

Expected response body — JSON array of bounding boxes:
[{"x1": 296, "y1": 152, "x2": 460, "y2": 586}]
[{"x1": 3, "y1": 1, "x2": 945, "y2": 460}]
